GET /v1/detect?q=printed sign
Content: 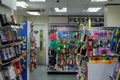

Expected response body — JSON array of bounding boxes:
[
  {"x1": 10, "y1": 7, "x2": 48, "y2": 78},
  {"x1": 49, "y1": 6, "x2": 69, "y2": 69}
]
[{"x1": 68, "y1": 16, "x2": 104, "y2": 27}]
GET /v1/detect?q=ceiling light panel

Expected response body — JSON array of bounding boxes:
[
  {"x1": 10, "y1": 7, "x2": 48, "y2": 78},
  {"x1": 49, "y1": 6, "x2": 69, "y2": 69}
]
[
  {"x1": 54, "y1": 7, "x2": 67, "y2": 12},
  {"x1": 27, "y1": 12, "x2": 40, "y2": 15},
  {"x1": 17, "y1": 1, "x2": 28, "y2": 8},
  {"x1": 87, "y1": 7, "x2": 102, "y2": 12},
  {"x1": 91, "y1": 0, "x2": 108, "y2": 2},
  {"x1": 29, "y1": 0, "x2": 46, "y2": 2}
]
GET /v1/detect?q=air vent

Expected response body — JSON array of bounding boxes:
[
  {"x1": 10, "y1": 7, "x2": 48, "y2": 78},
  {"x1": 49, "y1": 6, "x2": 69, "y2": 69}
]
[{"x1": 27, "y1": 8, "x2": 45, "y2": 12}]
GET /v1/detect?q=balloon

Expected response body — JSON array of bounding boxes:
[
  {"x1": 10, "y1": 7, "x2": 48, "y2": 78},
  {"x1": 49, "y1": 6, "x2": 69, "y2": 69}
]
[
  {"x1": 55, "y1": 47, "x2": 61, "y2": 53},
  {"x1": 66, "y1": 40, "x2": 70, "y2": 44},
  {"x1": 49, "y1": 41, "x2": 55, "y2": 48},
  {"x1": 63, "y1": 44, "x2": 66, "y2": 48},
  {"x1": 49, "y1": 33, "x2": 57, "y2": 40},
  {"x1": 72, "y1": 32, "x2": 75, "y2": 38},
  {"x1": 54, "y1": 40, "x2": 60, "y2": 48},
  {"x1": 58, "y1": 32, "x2": 63, "y2": 38}
]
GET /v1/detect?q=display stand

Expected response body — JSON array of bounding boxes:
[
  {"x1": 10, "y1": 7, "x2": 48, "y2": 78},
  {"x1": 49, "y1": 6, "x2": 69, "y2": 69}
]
[
  {"x1": 48, "y1": 24, "x2": 84, "y2": 74},
  {"x1": 86, "y1": 27, "x2": 118, "y2": 80},
  {"x1": 17, "y1": 21, "x2": 31, "y2": 80},
  {"x1": 0, "y1": 14, "x2": 26, "y2": 80},
  {"x1": 30, "y1": 23, "x2": 37, "y2": 71},
  {"x1": 109, "y1": 27, "x2": 120, "y2": 80}
]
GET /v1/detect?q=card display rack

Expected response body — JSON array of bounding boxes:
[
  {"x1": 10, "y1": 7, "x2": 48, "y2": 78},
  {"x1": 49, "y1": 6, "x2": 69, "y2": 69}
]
[{"x1": 0, "y1": 14, "x2": 26, "y2": 80}]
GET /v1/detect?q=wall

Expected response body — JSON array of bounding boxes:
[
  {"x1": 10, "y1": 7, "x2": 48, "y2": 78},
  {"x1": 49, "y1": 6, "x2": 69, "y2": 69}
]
[
  {"x1": 16, "y1": 15, "x2": 49, "y2": 65},
  {"x1": 0, "y1": 4, "x2": 13, "y2": 15},
  {"x1": 16, "y1": 15, "x2": 48, "y2": 24},
  {"x1": 104, "y1": 5, "x2": 120, "y2": 27},
  {"x1": 49, "y1": 16, "x2": 68, "y2": 23},
  {"x1": 24, "y1": 16, "x2": 48, "y2": 24}
]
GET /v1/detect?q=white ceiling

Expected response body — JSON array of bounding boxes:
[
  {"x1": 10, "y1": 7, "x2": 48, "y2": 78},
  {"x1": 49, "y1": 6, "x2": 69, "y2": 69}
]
[{"x1": 16, "y1": 0, "x2": 120, "y2": 16}]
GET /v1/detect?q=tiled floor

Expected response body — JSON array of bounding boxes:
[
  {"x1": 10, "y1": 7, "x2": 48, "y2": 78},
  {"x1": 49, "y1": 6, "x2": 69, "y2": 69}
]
[{"x1": 29, "y1": 65, "x2": 77, "y2": 80}]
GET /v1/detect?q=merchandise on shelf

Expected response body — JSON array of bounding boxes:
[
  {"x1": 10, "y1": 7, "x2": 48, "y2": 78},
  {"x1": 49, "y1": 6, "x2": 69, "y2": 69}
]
[
  {"x1": 17, "y1": 21, "x2": 31, "y2": 80},
  {"x1": 86, "y1": 27, "x2": 118, "y2": 65},
  {"x1": 86, "y1": 27, "x2": 119, "y2": 80},
  {"x1": 30, "y1": 23, "x2": 37, "y2": 71},
  {"x1": 77, "y1": 56, "x2": 87, "y2": 80},
  {"x1": 87, "y1": 27, "x2": 114, "y2": 56},
  {"x1": 110, "y1": 28, "x2": 120, "y2": 80},
  {"x1": 48, "y1": 24, "x2": 85, "y2": 73},
  {"x1": 0, "y1": 14, "x2": 26, "y2": 80},
  {"x1": 110, "y1": 28, "x2": 120, "y2": 55},
  {"x1": 109, "y1": 60, "x2": 120, "y2": 80}
]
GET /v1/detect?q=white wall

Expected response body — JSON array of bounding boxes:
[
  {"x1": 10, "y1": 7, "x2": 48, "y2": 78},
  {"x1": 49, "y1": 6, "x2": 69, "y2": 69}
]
[
  {"x1": 0, "y1": 4, "x2": 13, "y2": 15},
  {"x1": 16, "y1": 15, "x2": 48, "y2": 24},
  {"x1": 49, "y1": 16, "x2": 68, "y2": 23},
  {"x1": 16, "y1": 15, "x2": 49, "y2": 65},
  {"x1": 104, "y1": 5, "x2": 120, "y2": 27},
  {"x1": 25, "y1": 16, "x2": 48, "y2": 24}
]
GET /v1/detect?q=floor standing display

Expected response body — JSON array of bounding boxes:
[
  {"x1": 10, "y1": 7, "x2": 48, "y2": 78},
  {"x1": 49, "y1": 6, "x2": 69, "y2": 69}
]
[
  {"x1": 48, "y1": 24, "x2": 84, "y2": 73},
  {"x1": 17, "y1": 21, "x2": 31, "y2": 80},
  {"x1": 86, "y1": 27, "x2": 118, "y2": 80},
  {"x1": 0, "y1": 14, "x2": 26, "y2": 80}
]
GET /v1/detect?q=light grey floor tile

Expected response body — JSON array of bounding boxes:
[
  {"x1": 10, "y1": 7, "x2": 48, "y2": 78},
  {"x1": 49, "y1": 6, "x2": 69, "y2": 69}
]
[{"x1": 29, "y1": 65, "x2": 77, "y2": 80}]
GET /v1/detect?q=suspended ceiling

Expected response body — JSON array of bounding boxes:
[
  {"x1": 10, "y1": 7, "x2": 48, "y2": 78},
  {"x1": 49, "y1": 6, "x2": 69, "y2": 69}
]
[{"x1": 16, "y1": 0, "x2": 120, "y2": 16}]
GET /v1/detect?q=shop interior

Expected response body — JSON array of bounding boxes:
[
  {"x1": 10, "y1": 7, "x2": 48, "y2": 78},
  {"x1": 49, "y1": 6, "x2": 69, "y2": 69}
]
[{"x1": 0, "y1": 0, "x2": 120, "y2": 80}]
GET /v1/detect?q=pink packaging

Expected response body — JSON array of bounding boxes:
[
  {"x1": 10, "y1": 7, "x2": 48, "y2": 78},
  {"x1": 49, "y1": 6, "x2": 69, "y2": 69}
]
[
  {"x1": 98, "y1": 48, "x2": 111, "y2": 55},
  {"x1": 93, "y1": 30, "x2": 99, "y2": 39}
]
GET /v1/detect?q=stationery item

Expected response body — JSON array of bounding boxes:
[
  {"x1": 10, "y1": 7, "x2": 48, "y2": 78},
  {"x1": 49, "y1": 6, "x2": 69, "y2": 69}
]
[{"x1": 98, "y1": 48, "x2": 111, "y2": 55}]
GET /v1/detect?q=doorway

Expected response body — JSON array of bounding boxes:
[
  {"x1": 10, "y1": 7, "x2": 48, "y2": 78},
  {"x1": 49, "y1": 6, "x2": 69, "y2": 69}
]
[{"x1": 33, "y1": 24, "x2": 48, "y2": 65}]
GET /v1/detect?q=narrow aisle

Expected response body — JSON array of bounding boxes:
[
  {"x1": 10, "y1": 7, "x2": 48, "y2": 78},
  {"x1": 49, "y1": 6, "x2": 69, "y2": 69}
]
[{"x1": 29, "y1": 65, "x2": 77, "y2": 80}]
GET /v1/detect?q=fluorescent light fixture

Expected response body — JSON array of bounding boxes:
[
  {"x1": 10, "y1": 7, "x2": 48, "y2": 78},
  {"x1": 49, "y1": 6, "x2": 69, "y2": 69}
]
[
  {"x1": 29, "y1": 0, "x2": 46, "y2": 2},
  {"x1": 11, "y1": 25, "x2": 20, "y2": 29},
  {"x1": 54, "y1": 7, "x2": 67, "y2": 12},
  {"x1": 27, "y1": 12, "x2": 40, "y2": 15},
  {"x1": 17, "y1": 1, "x2": 28, "y2": 8},
  {"x1": 91, "y1": 0, "x2": 108, "y2": 2},
  {"x1": 87, "y1": 7, "x2": 102, "y2": 12}
]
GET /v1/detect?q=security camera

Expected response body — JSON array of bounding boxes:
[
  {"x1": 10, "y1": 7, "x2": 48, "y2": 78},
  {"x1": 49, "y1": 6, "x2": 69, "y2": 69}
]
[{"x1": 56, "y1": 0, "x2": 60, "y2": 3}]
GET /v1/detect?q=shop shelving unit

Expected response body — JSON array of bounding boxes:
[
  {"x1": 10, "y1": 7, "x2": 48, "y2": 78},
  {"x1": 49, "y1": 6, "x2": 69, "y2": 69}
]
[
  {"x1": 47, "y1": 23, "x2": 85, "y2": 74},
  {"x1": 85, "y1": 27, "x2": 119, "y2": 80},
  {"x1": 0, "y1": 14, "x2": 26, "y2": 80}
]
